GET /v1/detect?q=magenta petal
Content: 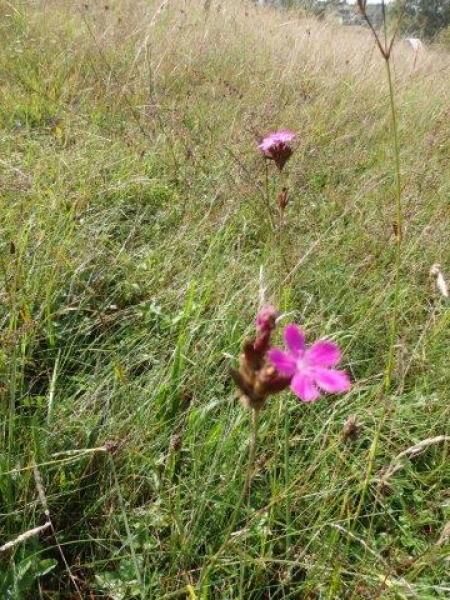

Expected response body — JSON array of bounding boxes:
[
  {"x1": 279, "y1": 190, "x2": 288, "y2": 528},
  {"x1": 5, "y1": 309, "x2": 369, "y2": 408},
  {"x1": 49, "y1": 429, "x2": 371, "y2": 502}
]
[
  {"x1": 284, "y1": 324, "x2": 305, "y2": 356},
  {"x1": 290, "y1": 372, "x2": 320, "y2": 402},
  {"x1": 274, "y1": 130, "x2": 296, "y2": 143},
  {"x1": 259, "y1": 130, "x2": 296, "y2": 154},
  {"x1": 306, "y1": 341, "x2": 340, "y2": 367},
  {"x1": 259, "y1": 139, "x2": 272, "y2": 153},
  {"x1": 268, "y1": 348, "x2": 296, "y2": 377},
  {"x1": 313, "y1": 367, "x2": 351, "y2": 394}
]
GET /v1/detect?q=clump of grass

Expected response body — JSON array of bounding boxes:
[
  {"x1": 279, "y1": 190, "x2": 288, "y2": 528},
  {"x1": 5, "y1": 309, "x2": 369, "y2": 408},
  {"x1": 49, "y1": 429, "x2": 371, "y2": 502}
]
[{"x1": 1, "y1": 0, "x2": 450, "y2": 598}]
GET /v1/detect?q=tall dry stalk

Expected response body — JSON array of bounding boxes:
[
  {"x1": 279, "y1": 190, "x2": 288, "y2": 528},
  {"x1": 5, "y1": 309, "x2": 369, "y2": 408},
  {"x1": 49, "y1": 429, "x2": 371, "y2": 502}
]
[{"x1": 353, "y1": 0, "x2": 404, "y2": 525}]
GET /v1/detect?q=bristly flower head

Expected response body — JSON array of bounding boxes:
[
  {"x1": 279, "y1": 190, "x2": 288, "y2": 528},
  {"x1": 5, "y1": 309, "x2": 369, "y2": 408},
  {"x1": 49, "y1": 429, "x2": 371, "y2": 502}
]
[
  {"x1": 258, "y1": 130, "x2": 296, "y2": 171},
  {"x1": 268, "y1": 324, "x2": 350, "y2": 403}
]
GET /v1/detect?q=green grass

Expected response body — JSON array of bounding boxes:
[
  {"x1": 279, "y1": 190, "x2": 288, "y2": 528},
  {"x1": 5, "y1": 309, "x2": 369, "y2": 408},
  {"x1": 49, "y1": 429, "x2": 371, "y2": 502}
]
[{"x1": 1, "y1": 0, "x2": 450, "y2": 598}]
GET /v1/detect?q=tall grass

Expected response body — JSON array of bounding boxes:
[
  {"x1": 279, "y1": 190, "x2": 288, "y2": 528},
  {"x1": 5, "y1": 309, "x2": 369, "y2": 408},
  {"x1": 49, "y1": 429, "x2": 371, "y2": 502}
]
[{"x1": 1, "y1": 0, "x2": 450, "y2": 598}]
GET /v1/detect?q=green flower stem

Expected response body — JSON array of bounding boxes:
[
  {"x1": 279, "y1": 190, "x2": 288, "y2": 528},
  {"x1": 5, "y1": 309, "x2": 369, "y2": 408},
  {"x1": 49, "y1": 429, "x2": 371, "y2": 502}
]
[
  {"x1": 244, "y1": 407, "x2": 261, "y2": 496},
  {"x1": 199, "y1": 407, "x2": 260, "y2": 592},
  {"x1": 284, "y1": 404, "x2": 291, "y2": 554},
  {"x1": 264, "y1": 161, "x2": 276, "y2": 232}
]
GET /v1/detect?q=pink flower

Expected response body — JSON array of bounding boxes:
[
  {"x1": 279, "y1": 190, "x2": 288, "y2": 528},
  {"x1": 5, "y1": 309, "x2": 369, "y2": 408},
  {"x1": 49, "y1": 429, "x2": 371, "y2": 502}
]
[
  {"x1": 255, "y1": 305, "x2": 278, "y2": 333},
  {"x1": 258, "y1": 130, "x2": 296, "y2": 170},
  {"x1": 268, "y1": 324, "x2": 351, "y2": 402}
]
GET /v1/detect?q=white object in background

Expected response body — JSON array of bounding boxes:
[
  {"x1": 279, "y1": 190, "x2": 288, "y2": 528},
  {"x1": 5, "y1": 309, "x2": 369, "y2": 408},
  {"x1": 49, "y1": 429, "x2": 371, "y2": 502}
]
[
  {"x1": 430, "y1": 264, "x2": 449, "y2": 299},
  {"x1": 406, "y1": 37, "x2": 422, "y2": 52}
]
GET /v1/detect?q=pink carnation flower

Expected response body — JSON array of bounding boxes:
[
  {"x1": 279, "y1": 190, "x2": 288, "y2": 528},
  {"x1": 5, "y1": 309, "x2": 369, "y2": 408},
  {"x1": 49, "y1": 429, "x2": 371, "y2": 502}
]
[
  {"x1": 268, "y1": 324, "x2": 351, "y2": 402},
  {"x1": 258, "y1": 130, "x2": 296, "y2": 170}
]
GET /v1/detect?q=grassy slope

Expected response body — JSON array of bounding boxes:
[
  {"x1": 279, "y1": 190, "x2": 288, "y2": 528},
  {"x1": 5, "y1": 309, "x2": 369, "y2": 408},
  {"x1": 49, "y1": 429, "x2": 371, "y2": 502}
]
[{"x1": 1, "y1": 0, "x2": 450, "y2": 597}]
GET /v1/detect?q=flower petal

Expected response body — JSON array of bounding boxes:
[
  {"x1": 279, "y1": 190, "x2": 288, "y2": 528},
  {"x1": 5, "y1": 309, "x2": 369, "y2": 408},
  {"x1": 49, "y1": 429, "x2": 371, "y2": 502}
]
[
  {"x1": 267, "y1": 348, "x2": 296, "y2": 377},
  {"x1": 273, "y1": 130, "x2": 296, "y2": 143},
  {"x1": 284, "y1": 324, "x2": 305, "y2": 356},
  {"x1": 290, "y1": 372, "x2": 320, "y2": 402},
  {"x1": 306, "y1": 341, "x2": 340, "y2": 367},
  {"x1": 258, "y1": 139, "x2": 273, "y2": 153},
  {"x1": 259, "y1": 130, "x2": 296, "y2": 154},
  {"x1": 313, "y1": 367, "x2": 351, "y2": 394}
]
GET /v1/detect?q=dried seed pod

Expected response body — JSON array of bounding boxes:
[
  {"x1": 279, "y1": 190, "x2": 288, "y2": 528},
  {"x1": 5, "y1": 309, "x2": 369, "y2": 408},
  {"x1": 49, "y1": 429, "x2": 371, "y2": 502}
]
[
  {"x1": 342, "y1": 414, "x2": 363, "y2": 442},
  {"x1": 170, "y1": 433, "x2": 182, "y2": 453},
  {"x1": 278, "y1": 188, "x2": 289, "y2": 211},
  {"x1": 231, "y1": 306, "x2": 290, "y2": 411}
]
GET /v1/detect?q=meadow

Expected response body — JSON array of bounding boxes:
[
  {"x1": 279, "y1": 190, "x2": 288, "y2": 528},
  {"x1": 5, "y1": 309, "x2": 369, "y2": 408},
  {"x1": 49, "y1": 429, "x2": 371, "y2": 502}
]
[{"x1": 1, "y1": 0, "x2": 450, "y2": 597}]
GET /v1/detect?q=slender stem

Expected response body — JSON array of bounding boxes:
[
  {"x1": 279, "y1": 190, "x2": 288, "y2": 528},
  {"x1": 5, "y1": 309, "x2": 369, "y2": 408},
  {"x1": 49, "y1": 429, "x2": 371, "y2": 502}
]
[
  {"x1": 363, "y1": 14, "x2": 387, "y2": 59},
  {"x1": 269, "y1": 396, "x2": 282, "y2": 549},
  {"x1": 279, "y1": 204, "x2": 283, "y2": 255},
  {"x1": 381, "y1": 0, "x2": 388, "y2": 51},
  {"x1": 277, "y1": 169, "x2": 289, "y2": 276},
  {"x1": 109, "y1": 455, "x2": 144, "y2": 598},
  {"x1": 264, "y1": 161, "x2": 276, "y2": 231},
  {"x1": 8, "y1": 346, "x2": 17, "y2": 467},
  {"x1": 278, "y1": 204, "x2": 284, "y2": 291},
  {"x1": 244, "y1": 407, "x2": 260, "y2": 496},
  {"x1": 384, "y1": 56, "x2": 403, "y2": 393},
  {"x1": 199, "y1": 408, "x2": 260, "y2": 591},
  {"x1": 352, "y1": 403, "x2": 385, "y2": 525},
  {"x1": 355, "y1": 53, "x2": 403, "y2": 522},
  {"x1": 284, "y1": 405, "x2": 291, "y2": 553},
  {"x1": 353, "y1": 49, "x2": 403, "y2": 531},
  {"x1": 278, "y1": 200, "x2": 289, "y2": 271}
]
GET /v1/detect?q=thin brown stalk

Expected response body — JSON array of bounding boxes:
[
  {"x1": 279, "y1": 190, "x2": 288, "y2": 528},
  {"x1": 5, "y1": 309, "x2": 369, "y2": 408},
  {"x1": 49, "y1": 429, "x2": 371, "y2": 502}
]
[{"x1": 32, "y1": 460, "x2": 83, "y2": 599}]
